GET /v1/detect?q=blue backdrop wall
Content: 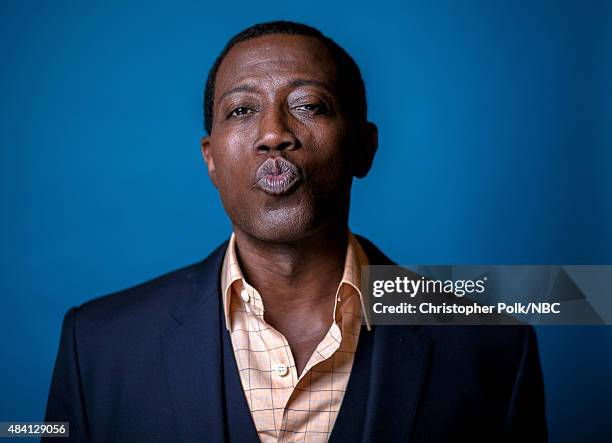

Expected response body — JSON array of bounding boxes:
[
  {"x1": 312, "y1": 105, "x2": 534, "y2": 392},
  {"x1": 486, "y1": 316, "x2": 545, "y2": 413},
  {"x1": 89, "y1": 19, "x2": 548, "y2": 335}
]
[{"x1": 1, "y1": 1, "x2": 611, "y2": 441}]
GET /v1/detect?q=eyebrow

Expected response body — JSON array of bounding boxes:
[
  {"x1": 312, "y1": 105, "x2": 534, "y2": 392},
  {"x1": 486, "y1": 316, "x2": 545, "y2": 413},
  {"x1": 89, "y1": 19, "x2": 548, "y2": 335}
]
[
  {"x1": 288, "y1": 79, "x2": 334, "y2": 93},
  {"x1": 217, "y1": 84, "x2": 261, "y2": 103},
  {"x1": 218, "y1": 78, "x2": 335, "y2": 104}
]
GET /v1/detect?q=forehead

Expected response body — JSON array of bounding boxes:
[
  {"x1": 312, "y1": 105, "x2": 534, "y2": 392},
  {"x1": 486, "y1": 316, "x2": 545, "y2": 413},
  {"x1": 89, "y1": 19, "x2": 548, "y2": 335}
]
[{"x1": 214, "y1": 34, "x2": 339, "y2": 98}]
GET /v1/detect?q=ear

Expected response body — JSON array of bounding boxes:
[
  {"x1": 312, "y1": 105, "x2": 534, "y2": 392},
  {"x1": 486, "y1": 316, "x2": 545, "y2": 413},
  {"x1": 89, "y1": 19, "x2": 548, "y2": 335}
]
[
  {"x1": 353, "y1": 121, "x2": 378, "y2": 179},
  {"x1": 200, "y1": 135, "x2": 218, "y2": 188}
]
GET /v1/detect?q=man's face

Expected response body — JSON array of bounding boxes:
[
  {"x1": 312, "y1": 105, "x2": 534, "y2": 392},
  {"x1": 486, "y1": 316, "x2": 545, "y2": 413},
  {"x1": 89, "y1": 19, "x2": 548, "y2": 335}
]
[{"x1": 201, "y1": 34, "x2": 376, "y2": 242}]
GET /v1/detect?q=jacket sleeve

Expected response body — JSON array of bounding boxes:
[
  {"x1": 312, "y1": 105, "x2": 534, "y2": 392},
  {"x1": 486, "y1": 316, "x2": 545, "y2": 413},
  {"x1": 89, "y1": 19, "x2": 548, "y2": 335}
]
[
  {"x1": 43, "y1": 307, "x2": 90, "y2": 442},
  {"x1": 504, "y1": 325, "x2": 548, "y2": 441}
]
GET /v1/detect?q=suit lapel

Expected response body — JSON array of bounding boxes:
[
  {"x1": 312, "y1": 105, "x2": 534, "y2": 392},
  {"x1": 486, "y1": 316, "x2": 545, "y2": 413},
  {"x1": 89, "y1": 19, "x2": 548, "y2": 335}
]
[
  {"x1": 361, "y1": 325, "x2": 431, "y2": 442},
  {"x1": 160, "y1": 242, "x2": 229, "y2": 443},
  {"x1": 352, "y1": 235, "x2": 433, "y2": 442},
  {"x1": 221, "y1": 319, "x2": 260, "y2": 442},
  {"x1": 329, "y1": 325, "x2": 373, "y2": 443}
]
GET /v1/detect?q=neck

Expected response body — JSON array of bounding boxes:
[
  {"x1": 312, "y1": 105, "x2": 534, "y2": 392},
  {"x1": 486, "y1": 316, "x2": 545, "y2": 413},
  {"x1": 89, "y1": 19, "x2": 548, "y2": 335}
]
[{"x1": 232, "y1": 219, "x2": 349, "y2": 314}]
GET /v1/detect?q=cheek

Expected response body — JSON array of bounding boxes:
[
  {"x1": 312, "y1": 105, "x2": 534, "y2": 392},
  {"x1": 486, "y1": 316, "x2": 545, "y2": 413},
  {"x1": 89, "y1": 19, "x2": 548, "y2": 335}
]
[
  {"x1": 211, "y1": 132, "x2": 252, "y2": 185},
  {"x1": 305, "y1": 123, "x2": 353, "y2": 188}
]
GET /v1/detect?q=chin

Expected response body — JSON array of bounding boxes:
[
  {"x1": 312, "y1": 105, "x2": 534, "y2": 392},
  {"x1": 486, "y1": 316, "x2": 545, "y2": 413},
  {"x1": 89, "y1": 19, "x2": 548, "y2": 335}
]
[{"x1": 239, "y1": 206, "x2": 323, "y2": 244}]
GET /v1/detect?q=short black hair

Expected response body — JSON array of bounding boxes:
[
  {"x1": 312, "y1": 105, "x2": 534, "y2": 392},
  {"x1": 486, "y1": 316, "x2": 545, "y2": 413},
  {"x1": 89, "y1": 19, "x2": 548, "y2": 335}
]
[{"x1": 203, "y1": 20, "x2": 367, "y2": 134}]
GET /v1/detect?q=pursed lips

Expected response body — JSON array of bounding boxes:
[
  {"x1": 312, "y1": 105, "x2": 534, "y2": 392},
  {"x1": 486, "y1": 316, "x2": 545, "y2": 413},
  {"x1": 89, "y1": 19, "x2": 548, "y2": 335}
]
[{"x1": 254, "y1": 157, "x2": 302, "y2": 196}]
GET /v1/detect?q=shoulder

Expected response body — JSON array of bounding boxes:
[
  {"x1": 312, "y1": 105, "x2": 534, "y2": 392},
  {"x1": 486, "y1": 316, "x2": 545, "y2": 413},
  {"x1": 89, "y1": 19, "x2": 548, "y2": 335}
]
[
  {"x1": 67, "y1": 240, "x2": 228, "y2": 338},
  {"x1": 75, "y1": 262, "x2": 200, "y2": 329},
  {"x1": 356, "y1": 234, "x2": 538, "y2": 368}
]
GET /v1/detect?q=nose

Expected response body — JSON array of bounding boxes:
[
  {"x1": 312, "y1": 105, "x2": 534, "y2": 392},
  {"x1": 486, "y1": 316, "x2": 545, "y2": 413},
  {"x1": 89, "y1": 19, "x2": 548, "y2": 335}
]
[{"x1": 253, "y1": 107, "x2": 299, "y2": 153}]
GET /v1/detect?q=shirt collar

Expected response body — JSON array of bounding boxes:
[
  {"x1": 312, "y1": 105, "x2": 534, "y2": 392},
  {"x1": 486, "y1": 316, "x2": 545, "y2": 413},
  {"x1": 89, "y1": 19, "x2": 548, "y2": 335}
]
[{"x1": 220, "y1": 230, "x2": 371, "y2": 332}]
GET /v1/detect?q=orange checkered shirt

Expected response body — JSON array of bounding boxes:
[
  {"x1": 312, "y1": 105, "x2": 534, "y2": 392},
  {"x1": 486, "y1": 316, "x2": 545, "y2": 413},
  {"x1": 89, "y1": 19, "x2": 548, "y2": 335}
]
[{"x1": 220, "y1": 231, "x2": 371, "y2": 443}]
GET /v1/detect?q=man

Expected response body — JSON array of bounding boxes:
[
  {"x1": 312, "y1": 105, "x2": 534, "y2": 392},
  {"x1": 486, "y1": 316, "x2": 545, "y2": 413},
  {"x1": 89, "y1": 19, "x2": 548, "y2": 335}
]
[{"x1": 45, "y1": 21, "x2": 547, "y2": 442}]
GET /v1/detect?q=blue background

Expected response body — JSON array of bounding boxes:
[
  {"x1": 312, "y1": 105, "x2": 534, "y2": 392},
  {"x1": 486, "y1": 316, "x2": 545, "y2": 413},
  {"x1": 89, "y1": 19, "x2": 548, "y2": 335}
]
[{"x1": 1, "y1": 1, "x2": 611, "y2": 441}]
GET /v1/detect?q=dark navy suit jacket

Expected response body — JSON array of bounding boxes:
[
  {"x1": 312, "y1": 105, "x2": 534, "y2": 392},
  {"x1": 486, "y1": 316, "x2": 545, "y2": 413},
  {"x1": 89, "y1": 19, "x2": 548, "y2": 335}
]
[{"x1": 44, "y1": 236, "x2": 547, "y2": 442}]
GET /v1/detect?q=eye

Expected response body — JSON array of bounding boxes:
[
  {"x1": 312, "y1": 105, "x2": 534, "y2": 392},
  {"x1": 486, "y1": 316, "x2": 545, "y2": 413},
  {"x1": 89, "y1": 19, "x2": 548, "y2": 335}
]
[
  {"x1": 228, "y1": 106, "x2": 255, "y2": 118},
  {"x1": 293, "y1": 103, "x2": 330, "y2": 116}
]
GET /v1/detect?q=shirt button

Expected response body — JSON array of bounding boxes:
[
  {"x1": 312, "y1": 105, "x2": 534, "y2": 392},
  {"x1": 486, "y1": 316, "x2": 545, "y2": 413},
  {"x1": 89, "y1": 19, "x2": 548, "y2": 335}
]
[
  {"x1": 240, "y1": 289, "x2": 250, "y2": 302},
  {"x1": 275, "y1": 364, "x2": 289, "y2": 377}
]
